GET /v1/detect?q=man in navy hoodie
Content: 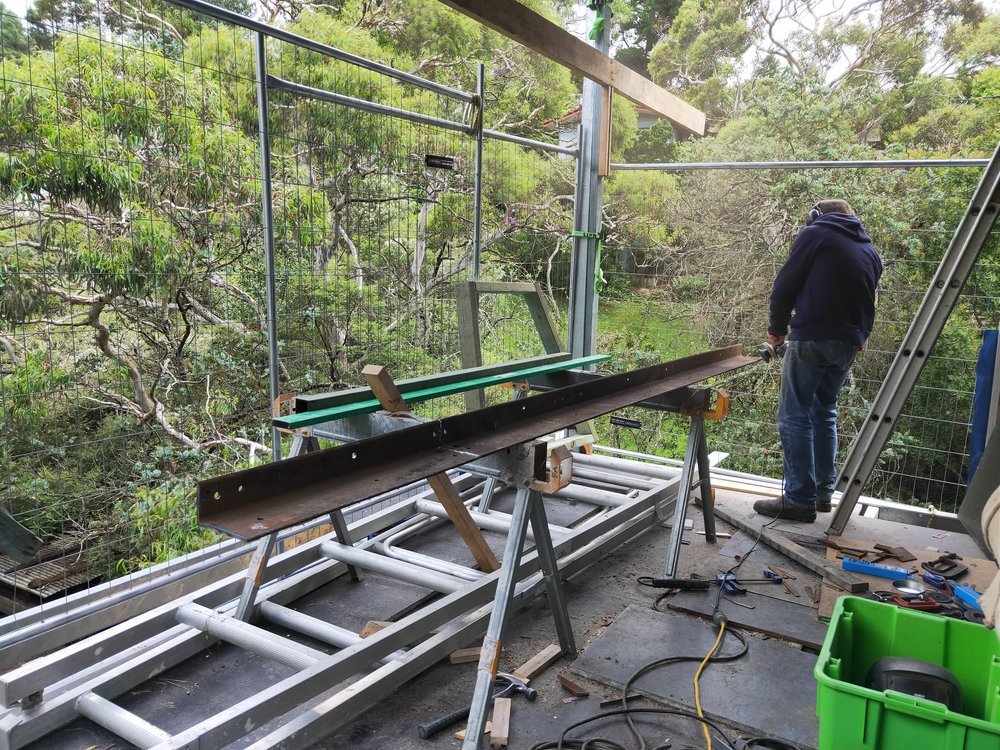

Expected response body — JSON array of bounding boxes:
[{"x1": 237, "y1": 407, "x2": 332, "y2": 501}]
[{"x1": 754, "y1": 199, "x2": 883, "y2": 523}]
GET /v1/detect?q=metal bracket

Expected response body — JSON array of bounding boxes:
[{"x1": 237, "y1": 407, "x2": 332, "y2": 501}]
[{"x1": 529, "y1": 445, "x2": 573, "y2": 493}]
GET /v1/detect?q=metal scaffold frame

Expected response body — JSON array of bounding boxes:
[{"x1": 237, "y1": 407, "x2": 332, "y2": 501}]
[
  {"x1": 0, "y1": 459, "x2": 680, "y2": 749},
  {"x1": 0, "y1": 342, "x2": 752, "y2": 749}
]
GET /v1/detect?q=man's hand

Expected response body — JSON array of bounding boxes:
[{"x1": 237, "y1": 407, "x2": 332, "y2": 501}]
[{"x1": 767, "y1": 333, "x2": 785, "y2": 347}]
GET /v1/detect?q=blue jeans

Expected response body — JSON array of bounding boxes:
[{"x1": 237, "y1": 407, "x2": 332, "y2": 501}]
[{"x1": 777, "y1": 340, "x2": 858, "y2": 510}]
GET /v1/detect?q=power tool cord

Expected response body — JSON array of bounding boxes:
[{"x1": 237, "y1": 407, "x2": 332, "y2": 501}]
[
  {"x1": 693, "y1": 619, "x2": 727, "y2": 749},
  {"x1": 526, "y1": 707, "x2": 737, "y2": 750},
  {"x1": 619, "y1": 625, "x2": 748, "y2": 750}
]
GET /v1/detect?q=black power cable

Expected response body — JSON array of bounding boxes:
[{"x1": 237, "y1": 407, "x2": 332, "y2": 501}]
[
  {"x1": 526, "y1": 707, "x2": 737, "y2": 750},
  {"x1": 533, "y1": 482, "x2": 807, "y2": 749}
]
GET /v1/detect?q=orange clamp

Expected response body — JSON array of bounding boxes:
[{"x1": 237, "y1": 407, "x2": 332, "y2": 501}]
[{"x1": 704, "y1": 389, "x2": 730, "y2": 421}]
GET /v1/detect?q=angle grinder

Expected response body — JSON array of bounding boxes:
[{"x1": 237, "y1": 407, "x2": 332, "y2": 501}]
[{"x1": 756, "y1": 341, "x2": 787, "y2": 363}]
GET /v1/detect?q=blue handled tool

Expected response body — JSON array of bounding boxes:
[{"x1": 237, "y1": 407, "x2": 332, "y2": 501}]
[
  {"x1": 949, "y1": 582, "x2": 983, "y2": 612},
  {"x1": 922, "y1": 572, "x2": 947, "y2": 588},
  {"x1": 716, "y1": 572, "x2": 747, "y2": 594},
  {"x1": 842, "y1": 557, "x2": 915, "y2": 580}
]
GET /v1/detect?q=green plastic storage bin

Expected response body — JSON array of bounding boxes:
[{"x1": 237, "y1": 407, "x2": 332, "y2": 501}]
[{"x1": 815, "y1": 596, "x2": 1000, "y2": 750}]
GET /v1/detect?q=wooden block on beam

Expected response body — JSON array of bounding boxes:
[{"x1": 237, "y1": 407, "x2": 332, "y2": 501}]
[
  {"x1": 449, "y1": 646, "x2": 482, "y2": 664},
  {"x1": 512, "y1": 643, "x2": 562, "y2": 682},
  {"x1": 558, "y1": 673, "x2": 589, "y2": 697},
  {"x1": 361, "y1": 364, "x2": 410, "y2": 413},
  {"x1": 491, "y1": 698, "x2": 511, "y2": 747}
]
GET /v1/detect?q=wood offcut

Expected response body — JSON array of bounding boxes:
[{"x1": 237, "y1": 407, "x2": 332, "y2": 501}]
[
  {"x1": 512, "y1": 643, "x2": 563, "y2": 682},
  {"x1": 362, "y1": 365, "x2": 500, "y2": 573}
]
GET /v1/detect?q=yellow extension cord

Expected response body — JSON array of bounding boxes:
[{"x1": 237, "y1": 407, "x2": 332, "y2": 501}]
[{"x1": 693, "y1": 620, "x2": 727, "y2": 750}]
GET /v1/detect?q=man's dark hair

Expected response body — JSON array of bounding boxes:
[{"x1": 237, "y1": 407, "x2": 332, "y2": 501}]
[{"x1": 816, "y1": 199, "x2": 854, "y2": 216}]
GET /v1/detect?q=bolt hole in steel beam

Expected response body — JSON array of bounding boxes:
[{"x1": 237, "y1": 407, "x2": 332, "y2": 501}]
[{"x1": 198, "y1": 346, "x2": 755, "y2": 540}]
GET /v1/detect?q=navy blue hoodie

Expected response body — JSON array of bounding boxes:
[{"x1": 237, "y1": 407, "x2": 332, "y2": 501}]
[{"x1": 768, "y1": 213, "x2": 883, "y2": 346}]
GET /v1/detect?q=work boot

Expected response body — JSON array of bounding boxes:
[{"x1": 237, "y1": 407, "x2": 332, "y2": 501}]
[
  {"x1": 816, "y1": 496, "x2": 832, "y2": 513},
  {"x1": 752, "y1": 497, "x2": 816, "y2": 523}
]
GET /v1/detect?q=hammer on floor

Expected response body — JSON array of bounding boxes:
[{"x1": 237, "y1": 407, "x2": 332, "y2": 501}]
[{"x1": 417, "y1": 672, "x2": 537, "y2": 739}]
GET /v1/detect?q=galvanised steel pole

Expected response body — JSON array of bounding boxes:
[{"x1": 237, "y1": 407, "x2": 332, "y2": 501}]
[
  {"x1": 255, "y1": 31, "x2": 282, "y2": 464},
  {"x1": 612, "y1": 158, "x2": 991, "y2": 171},
  {"x1": 568, "y1": 3, "x2": 610, "y2": 361},
  {"x1": 472, "y1": 63, "x2": 485, "y2": 281}
]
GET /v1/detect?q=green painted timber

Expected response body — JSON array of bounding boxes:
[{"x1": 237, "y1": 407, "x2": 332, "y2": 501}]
[
  {"x1": 294, "y1": 352, "x2": 573, "y2": 413},
  {"x1": 273, "y1": 354, "x2": 611, "y2": 430}
]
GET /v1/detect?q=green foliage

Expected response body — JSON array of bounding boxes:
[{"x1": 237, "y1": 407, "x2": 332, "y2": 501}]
[
  {"x1": 0, "y1": 3, "x2": 28, "y2": 55},
  {"x1": 611, "y1": 0, "x2": 682, "y2": 75},
  {"x1": 2, "y1": 0, "x2": 999, "y2": 578},
  {"x1": 649, "y1": 0, "x2": 755, "y2": 121},
  {"x1": 116, "y1": 480, "x2": 219, "y2": 568}
]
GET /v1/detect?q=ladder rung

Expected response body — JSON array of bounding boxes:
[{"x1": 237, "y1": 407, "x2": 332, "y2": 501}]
[
  {"x1": 258, "y1": 602, "x2": 407, "y2": 665},
  {"x1": 176, "y1": 603, "x2": 322, "y2": 670},
  {"x1": 76, "y1": 692, "x2": 170, "y2": 749}
]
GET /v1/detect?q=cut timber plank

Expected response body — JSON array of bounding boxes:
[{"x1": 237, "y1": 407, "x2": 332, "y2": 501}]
[
  {"x1": 426, "y1": 474, "x2": 500, "y2": 573},
  {"x1": 557, "y1": 673, "x2": 589, "y2": 697},
  {"x1": 712, "y1": 502, "x2": 869, "y2": 593},
  {"x1": 449, "y1": 647, "x2": 482, "y2": 664},
  {"x1": 359, "y1": 621, "x2": 387, "y2": 639},
  {"x1": 454, "y1": 721, "x2": 491, "y2": 741},
  {"x1": 435, "y1": 0, "x2": 706, "y2": 136},
  {"x1": 490, "y1": 697, "x2": 511, "y2": 747},
  {"x1": 512, "y1": 643, "x2": 562, "y2": 682},
  {"x1": 363, "y1": 365, "x2": 500, "y2": 574}
]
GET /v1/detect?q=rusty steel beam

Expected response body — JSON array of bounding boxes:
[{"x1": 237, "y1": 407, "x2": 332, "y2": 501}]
[{"x1": 199, "y1": 346, "x2": 755, "y2": 540}]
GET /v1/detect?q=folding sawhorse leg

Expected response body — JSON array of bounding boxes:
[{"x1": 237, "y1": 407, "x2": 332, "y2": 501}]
[
  {"x1": 234, "y1": 431, "x2": 362, "y2": 621},
  {"x1": 462, "y1": 488, "x2": 576, "y2": 750},
  {"x1": 663, "y1": 391, "x2": 729, "y2": 578}
]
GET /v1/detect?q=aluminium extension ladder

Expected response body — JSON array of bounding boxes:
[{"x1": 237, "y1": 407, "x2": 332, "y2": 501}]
[{"x1": 828, "y1": 140, "x2": 1000, "y2": 535}]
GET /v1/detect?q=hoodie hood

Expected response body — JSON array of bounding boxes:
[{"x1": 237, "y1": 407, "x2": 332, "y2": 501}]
[
  {"x1": 811, "y1": 212, "x2": 872, "y2": 244},
  {"x1": 769, "y1": 211, "x2": 883, "y2": 346}
]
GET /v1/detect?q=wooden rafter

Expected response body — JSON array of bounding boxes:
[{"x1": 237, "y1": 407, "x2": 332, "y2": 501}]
[{"x1": 435, "y1": 0, "x2": 706, "y2": 137}]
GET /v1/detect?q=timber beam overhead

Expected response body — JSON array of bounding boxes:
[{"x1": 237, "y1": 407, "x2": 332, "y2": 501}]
[{"x1": 435, "y1": 0, "x2": 706, "y2": 137}]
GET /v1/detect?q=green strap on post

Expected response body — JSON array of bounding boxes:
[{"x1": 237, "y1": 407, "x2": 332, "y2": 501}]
[
  {"x1": 572, "y1": 229, "x2": 605, "y2": 294},
  {"x1": 587, "y1": 2, "x2": 604, "y2": 41}
]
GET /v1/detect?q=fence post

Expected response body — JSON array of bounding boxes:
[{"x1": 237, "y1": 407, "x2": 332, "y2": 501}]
[
  {"x1": 255, "y1": 31, "x2": 282, "y2": 463},
  {"x1": 472, "y1": 63, "x2": 485, "y2": 281},
  {"x1": 568, "y1": 2, "x2": 609, "y2": 362}
]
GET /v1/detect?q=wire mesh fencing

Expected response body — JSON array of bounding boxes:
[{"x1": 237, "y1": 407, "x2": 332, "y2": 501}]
[
  {"x1": 0, "y1": 0, "x2": 995, "y2": 629},
  {"x1": 595, "y1": 164, "x2": 999, "y2": 513},
  {"x1": 0, "y1": 0, "x2": 575, "y2": 619}
]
